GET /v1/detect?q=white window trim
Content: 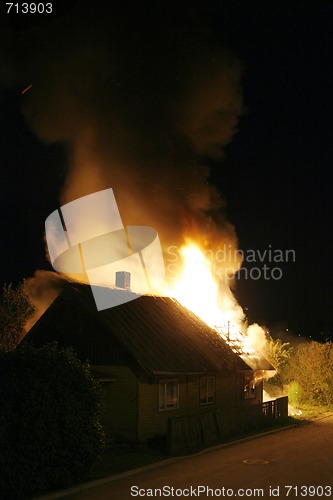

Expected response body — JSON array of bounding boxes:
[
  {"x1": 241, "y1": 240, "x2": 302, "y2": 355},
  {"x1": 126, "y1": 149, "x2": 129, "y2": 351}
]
[{"x1": 159, "y1": 379, "x2": 179, "y2": 411}]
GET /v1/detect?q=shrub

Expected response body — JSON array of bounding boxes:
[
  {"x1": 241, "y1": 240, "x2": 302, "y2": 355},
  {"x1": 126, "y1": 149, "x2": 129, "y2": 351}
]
[
  {"x1": 287, "y1": 381, "x2": 304, "y2": 407},
  {"x1": 284, "y1": 341, "x2": 333, "y2": 406},
  {"x1": 0, "y1": 343, "x2": 104, "y2": 498},
  {"x1": 265, "y1": 337, "x2": 293, "y2": 388},
  {"x1": 0, "y1": 282, "x2": 35, "y2": 351},
  {"x1": 266, "y1": 338, "x2": 293, "y2": 371}
]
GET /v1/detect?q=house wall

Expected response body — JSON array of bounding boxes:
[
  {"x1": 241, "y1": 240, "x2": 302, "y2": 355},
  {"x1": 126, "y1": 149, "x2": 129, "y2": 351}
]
[
  {"x1": 137, "y1": 376, "x2": 186, "y2": 440},
  {"x1": 241, "y1": 373, "x2": 263, "y2": 406},
  {"x1": 98, "y1": 365, "x2": 138, "y2": 440},
  {"x1": 216, "y1": 371, "x2": 240, "y2": 409},
  {"x1": 137, "y1": 371, "x2": 243, "y2": 441},
  {"x1": 99, "y1": 368, "x2": 259, "y2": 442},
  {"x1": 243, "y1": 379, "x2": 263, "y2": 405}
]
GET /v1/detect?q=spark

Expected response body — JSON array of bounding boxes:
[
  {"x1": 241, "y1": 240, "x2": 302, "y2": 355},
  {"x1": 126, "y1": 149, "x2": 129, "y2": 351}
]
[{"x1": 21, "y1": 84, "x2": 33, "y2": 95}]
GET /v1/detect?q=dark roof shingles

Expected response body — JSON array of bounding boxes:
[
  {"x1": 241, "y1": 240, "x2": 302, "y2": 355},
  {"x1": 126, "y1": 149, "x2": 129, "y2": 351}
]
[{"x1": 25, "y1": 285, "x2": 250, "y2": 374}]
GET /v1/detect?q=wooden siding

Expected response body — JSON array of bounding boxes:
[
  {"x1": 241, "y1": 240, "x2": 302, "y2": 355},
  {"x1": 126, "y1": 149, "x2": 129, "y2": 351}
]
[
  {"x1": 98, "y1": 368, "x2": 255, "y2": 441},
  {"x1": 137, "y1": 371, "x2": 245, "y2": 441},
  {"x1": 216, "y1": 372, "x2": 240, "y2": 409},
  {"x1": 242, "y1": 378, "x2": 263, "y2": 406},
  {"x1": 137, "y1": 376, "x2": 186, "y2": 440},
  {"x1": 98, "y1": 366, "x2": 138, "y2": 440},
  {"x1": 169, "y1": 396, "x2": 289, "y2": 453}
]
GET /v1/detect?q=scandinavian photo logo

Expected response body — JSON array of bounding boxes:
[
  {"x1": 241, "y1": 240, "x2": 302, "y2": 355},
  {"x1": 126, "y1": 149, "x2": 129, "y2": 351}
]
[
  {"x1": 165, "y1": 244, "x2": 295, "y2": 283},
  {"x1": 45, "y1": 188, "x2": 165, "y2": 310}
]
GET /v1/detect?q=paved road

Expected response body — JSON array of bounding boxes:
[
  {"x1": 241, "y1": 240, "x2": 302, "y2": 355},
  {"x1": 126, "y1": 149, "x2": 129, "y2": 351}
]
[{"x1": 63, "y1": 416, "x2": 333, "y2": 499}]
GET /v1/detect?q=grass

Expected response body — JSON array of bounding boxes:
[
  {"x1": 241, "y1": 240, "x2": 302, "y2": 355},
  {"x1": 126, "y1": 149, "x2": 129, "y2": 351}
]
[{"x1": 289, "y1": 403, "x2": 333, "y2": 421}]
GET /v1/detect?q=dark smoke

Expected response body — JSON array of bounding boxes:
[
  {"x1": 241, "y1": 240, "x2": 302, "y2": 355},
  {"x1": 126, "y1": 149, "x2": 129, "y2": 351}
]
[
  {"x1": 3, "y1": 2, "x2": 244, "y2": 277},
  {"x1": 23, "y1": 270, "x2": 69, "y2": 331}
]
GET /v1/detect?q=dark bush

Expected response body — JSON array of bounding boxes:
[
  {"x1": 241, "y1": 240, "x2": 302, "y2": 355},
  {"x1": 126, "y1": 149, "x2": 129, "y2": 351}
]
[
  {"x1": 0, "y1": 282, "x2": 35, "y2": 351},
  {"x1": 0, "y1": 343, "x2": 104, "y2": 499}
]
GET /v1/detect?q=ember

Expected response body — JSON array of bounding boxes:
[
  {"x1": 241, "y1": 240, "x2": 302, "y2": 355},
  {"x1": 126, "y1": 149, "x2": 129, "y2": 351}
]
[{"x1": 21, "y1": 84, "x2": 33, "y2": 95}]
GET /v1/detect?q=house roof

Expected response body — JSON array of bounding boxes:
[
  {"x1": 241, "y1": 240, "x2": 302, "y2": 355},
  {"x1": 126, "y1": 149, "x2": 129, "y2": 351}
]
[{"x1": 24, "y1": 284, "x2": 251, "y2": 376}]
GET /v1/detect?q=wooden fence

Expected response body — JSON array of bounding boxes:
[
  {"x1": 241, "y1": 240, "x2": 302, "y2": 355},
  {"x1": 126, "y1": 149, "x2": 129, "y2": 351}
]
[{"x1": 168, "y1": 396, "x2": 288, "y2": 454}]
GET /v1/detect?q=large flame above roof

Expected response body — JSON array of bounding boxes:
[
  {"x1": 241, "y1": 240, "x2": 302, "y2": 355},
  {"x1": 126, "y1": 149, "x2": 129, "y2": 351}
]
[{"x1": 162, "y1": 240, "x2": 273, "y2": 371}]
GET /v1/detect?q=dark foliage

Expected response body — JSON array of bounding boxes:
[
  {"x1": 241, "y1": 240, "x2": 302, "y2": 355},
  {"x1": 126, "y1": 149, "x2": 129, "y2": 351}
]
[
  {"x1": 0, "y1": 282, "x2": 35, "y2": 351},
  {"x1": 0, "y1": 343, "x2": 104, "y2": 499}
]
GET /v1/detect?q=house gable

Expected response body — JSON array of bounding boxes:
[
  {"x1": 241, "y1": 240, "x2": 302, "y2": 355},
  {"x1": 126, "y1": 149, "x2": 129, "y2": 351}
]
[{"x1": 24, "y1": 286, "x2": 131, "y2": 367}]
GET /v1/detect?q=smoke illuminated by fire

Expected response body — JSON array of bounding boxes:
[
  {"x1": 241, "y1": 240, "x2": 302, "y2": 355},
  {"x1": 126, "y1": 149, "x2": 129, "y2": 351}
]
[{"x1": 8, "y1": 4, "x2": 274, "y2": 374}]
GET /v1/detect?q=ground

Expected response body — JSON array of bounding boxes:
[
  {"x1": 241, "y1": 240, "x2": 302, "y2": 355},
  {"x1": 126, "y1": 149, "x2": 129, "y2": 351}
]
[
  {"x1": 88, "y1": 417, "x2": 295, "y2": 481},
  {"x1": 58, "y1": 414, "x2": 333, "y2": 500}
]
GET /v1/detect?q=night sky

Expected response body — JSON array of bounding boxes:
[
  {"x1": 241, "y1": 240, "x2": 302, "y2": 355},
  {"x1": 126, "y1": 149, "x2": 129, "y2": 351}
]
[{"x1": 1, "y1": 1, "x2": 332, "y2": 338}]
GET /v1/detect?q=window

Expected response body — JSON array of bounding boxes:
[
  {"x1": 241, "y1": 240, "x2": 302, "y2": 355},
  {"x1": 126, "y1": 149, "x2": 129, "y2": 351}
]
[
  {"x1": 243, "y1": 374, "x2": 256, "y2": 399},
  {"x1": 159, "y1": 380, "x2": 179, "y2": 410},
  {"x1": 200, "y1": 376, "x2": 215, "y2": 405}
]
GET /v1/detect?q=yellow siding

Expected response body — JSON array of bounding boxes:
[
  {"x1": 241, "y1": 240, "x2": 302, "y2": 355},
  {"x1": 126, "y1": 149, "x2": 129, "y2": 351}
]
[
  {"x1": 242, "y1": 379, "x2": 263, "y2": 406},
  {"x1": 138, "y1": 376, "x2": 186, "y2": 440},
  {"x1": 98, "y1": 365, "x2": 137, "y2": 440},
  {"x1": 97, "y1": 367, "x2": 247, "y2": 442},
  {"x1": 137, "y1": 372, "x2": 242, "y2": 441},
  {"x1": 216, "y1": 372, "x2": 239, "y2": 409}
]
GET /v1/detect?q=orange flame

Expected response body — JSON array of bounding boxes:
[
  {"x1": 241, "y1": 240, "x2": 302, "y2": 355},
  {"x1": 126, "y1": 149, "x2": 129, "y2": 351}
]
[
  {"x1": 162, "y1": 240, "x2": 272, "y2": 369},
  {"x1": 164, "y1": 242, "x2": 244, "y2": 331}
]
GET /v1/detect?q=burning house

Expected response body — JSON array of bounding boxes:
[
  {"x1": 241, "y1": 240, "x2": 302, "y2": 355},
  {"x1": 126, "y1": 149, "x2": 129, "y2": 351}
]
[
  {"x1": 16, "y1": 5, "x2": 288, "y2": 450},
  {"x1": 24, "y1": 283, "x2": 268, "y2": 444}
]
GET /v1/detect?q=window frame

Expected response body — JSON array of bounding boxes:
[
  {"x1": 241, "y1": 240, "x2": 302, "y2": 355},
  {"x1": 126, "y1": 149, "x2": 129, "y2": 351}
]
[
  {"x1": 243, "y1": 374, "x2": 256, "y2": 399},
  {"x1": 199, "y1": 375, "x2": 215, "y2": 405},
  {"x1": 159, "y1": 379, "x2": 179, "y2": 411}
]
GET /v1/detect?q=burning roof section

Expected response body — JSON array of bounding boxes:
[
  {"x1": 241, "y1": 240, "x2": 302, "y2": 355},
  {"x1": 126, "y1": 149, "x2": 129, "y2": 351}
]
[{"x1": 24, "y1": 284, "x2": 251, "y2": 376}]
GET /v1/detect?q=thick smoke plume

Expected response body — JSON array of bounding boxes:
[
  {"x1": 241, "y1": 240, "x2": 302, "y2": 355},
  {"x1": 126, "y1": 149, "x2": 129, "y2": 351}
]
[
  {"x1": 23, "y1": 270, "x2": 68, "y2": 331},
  {"x1": 3, "y1": 2, "x2": 244, "y2": 283}
]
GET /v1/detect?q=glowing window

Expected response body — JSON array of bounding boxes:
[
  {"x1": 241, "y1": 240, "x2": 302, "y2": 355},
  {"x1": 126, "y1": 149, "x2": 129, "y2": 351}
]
[
  {"x1": 159, "y1": 380, "x2": 179, "y2": 410},
  {"x1": 244, "y1": 374, "x2": 256, "y2": 399}
]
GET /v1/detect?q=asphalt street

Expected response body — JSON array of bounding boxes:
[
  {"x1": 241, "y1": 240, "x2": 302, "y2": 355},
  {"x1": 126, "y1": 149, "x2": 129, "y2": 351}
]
[{"x1": 56, "y1": 415, "x2": 333, "y2": 499}]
